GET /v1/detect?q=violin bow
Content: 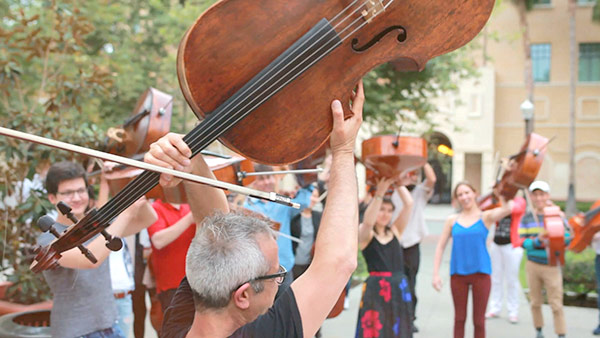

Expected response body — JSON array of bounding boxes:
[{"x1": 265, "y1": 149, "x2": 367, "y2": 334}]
[{"x1": 0, "y1": 127, "x2": 299, "y2": 209}]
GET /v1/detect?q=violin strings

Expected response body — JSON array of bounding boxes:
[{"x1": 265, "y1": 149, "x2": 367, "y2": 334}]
[{"x1": 83, "y1": 0, "x2": 393, "y2": 231}]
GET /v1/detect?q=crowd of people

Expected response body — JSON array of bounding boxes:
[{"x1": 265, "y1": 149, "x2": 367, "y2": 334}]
[{"x1": 31, "y1": 81, "x2": 591, "y2": 338}]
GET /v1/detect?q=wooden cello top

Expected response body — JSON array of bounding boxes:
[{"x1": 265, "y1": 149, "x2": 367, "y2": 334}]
[{"x1": 362, "y1": 135, "x2": 427, "y2": 184}]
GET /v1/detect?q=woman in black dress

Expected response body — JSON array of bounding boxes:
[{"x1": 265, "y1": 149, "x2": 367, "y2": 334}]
[{"x1": 356, "y1": 177, "x2": 414, "y2": 338}]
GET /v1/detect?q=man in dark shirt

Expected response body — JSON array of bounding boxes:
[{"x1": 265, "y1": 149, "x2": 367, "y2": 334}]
[{"x1": 143, "y1": 82, "x2": 364, "y2": 338}]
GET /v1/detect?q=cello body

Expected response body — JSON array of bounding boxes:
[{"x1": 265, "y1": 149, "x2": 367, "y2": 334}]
[
  {"x1": 478, "y1": 133, "x2": 548, "y2": 211},
  {"x1": 178, "y1": 0, "x2": 494, "y2": 165},
  {"x1": 105, "y1": 87, "x2": 173, "y2": 157},
  {"x1": 544, "y1": 206, "x2": 565, "y2": 266},
  {"x1": 362, "y1": 135, "x2": 427, "y2": 186},
  {"x1": 568, "y1": 200, "x2": 600, "y2": 253}
]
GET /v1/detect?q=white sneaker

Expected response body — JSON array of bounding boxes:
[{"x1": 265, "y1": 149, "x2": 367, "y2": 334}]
[
  {"x1": 509, "y1": 315, "x2": 518, "y2": 324},
  {"x1": 343, "y1": 298, "x2": 350, "y2": 310},
  {"x1": 485, "y1": 312, "x2": 499, "y2": 319}
]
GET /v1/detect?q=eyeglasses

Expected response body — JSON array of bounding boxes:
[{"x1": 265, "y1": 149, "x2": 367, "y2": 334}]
[
  {"x1": 235, "y1": 265, "x2": 287, "y2": 291},
  {"x1": 56, "y1": 187, "x2": 88, "y2": 199}
]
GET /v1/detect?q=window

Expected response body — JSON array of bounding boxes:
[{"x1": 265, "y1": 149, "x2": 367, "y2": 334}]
[
  {"x1": 577, "y1": 0, "x2": 595, "y2": 4},
  {"x1": 532, "y1": 0, "x2": 551, "y2": 4},
  {"x1": 579, "y1": 43, "x2": 600, "y2": 82},
  {"x1": 531, "y1": 43, "x2": 551, "y2": 82}
]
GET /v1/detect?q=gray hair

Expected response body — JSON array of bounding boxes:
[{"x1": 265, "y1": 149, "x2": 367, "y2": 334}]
[{"x1": 186, "y1": 211, "x2": 273, "y2": 311}]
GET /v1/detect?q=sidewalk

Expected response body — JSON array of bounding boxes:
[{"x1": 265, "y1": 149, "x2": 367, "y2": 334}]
[{"x1": 321, "y1": 204, "x2": 599, "y2": 337}]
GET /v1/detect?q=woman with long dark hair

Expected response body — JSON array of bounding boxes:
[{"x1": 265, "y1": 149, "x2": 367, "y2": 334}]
[
  {"x1": 432, "y1": 181, "x2": 512, "y2": 338},
  {"x1": 356, "y1": 176, "x2": 414, "y2": 337}
]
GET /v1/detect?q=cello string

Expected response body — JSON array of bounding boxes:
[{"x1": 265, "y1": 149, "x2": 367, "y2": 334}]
[{"x1": 85, "y1": 0, "x2": 393, "y2": 228}]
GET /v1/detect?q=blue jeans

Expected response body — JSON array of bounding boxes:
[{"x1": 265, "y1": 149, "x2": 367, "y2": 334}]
[
  {"x1": 115, "y1": 294, "x2": 133, "y2": 337},
  {"x1": 596, "y1": 254, "x2": 600, "y2": 323},
  {"x1": 80, "y1": 323, "x2": 125, "y2": 338}
]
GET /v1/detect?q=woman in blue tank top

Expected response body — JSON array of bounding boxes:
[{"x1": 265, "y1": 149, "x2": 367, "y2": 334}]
[{"x1": 432, "y1": 181, "x2": 512, "y2": 338}]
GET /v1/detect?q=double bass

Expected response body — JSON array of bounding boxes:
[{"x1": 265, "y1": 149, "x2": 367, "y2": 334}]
[{"x1": 31, "y1": 0, "x2": 495, "y2": 269}]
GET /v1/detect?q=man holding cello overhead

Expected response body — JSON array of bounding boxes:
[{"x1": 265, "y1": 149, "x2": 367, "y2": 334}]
[
  {"x1": 518, "y1": 181, "x2": 571, "y2": 338},
  {"x1": 144, "y1": 83, "x2": 363, "y2": 338}
]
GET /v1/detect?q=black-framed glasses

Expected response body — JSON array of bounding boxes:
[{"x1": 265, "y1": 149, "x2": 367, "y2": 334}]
[
  {"x1": 56, "y1": 187, "x2": 88, "y2": 199},
  {"x1": 235, "y1": 265, "x2": 287, "y2": 291}
]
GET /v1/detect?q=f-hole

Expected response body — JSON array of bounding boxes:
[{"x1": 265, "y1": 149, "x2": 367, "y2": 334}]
[{"x1": 351, "y1": 26, "x2": 406, "y2": 52}]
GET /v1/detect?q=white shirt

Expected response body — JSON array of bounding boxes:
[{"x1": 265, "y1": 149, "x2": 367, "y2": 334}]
[
  {"x1": 109, "y1": 243, "x2": 135, "y2": 292},
  {"x1": 592, "y1": 232, "x2": 600, "y2": 255},
  {"x1": 391, "y1": 183, "x2": 433, "y2": 248}
]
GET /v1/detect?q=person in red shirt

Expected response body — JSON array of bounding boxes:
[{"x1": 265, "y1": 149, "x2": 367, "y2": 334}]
[{"x1": 147, "y1": 200, "x2": 196, "y2": 312}]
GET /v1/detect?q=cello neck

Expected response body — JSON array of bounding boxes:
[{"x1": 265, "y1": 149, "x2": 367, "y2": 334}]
[{"x1": 584, "y1": 205, "x2": 600, "y2": 225}]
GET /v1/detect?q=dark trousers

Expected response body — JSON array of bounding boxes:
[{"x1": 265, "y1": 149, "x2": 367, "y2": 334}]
[
  {"x1": 403, "y1": 243, "x2": 420, "y2": 321},
  {"x1": 132, "y1": 284, "x2": 147, "y2": 338},
  {"x1": 450, "y1": 273, "x2": 491, "y2": 338}
]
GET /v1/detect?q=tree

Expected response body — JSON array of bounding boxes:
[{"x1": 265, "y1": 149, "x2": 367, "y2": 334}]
[{"x1": 566, "y1": 0, "x2": 577, "y2": 217}]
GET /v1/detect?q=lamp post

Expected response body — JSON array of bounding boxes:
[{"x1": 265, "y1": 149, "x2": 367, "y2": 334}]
[{"x1": 520, "y1": 99, "x2": 534, "y2": 137}]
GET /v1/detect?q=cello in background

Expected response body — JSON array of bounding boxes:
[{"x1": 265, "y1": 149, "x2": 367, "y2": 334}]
[
  {"x1": 478, "y1": 133, "x2": 549, "y2": 210},
  {"x1": 568, "y1": 199, "x2": 600, "y2": 253},
  {"x1": 362, "y1": 135, "x2": 428, "y2": 187},
  {"x1": 543, "y1": 205, "x2": 566, "y2": 266}
]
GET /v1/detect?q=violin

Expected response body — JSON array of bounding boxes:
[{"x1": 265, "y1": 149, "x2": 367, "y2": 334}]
[
  {"x1": 30, "y1": 0, "x2": 494, "y2": 270},
  {"x1": 543, "y1": 205, "x2": 565, "y2": 266},
  {"x1": 362, "y1": 135, "x2": 428, "y2": 186},
  {"x1": 567, "y1": 199, "x2": 600, "y2": 253},
  {"x1": 478, "y1": 133, "x2": 549, "y2": 210},
  {"x1": 105, "y1": 87, "x2": 173, "y2": 157}
]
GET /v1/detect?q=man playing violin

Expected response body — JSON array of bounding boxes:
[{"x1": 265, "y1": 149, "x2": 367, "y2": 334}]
[
  {"x1": 517, "y1": 181, "x2": 571, "y2": 338},
  {"x1": 37, "y1": 161, "x2": 157, "y2": 338},
  {"x1": 144, "y1": 82, "x2": 363, "y2": 338}
]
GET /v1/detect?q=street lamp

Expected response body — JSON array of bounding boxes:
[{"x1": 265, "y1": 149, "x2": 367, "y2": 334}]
[{"x1": 520, "y1": 99, "x2": 534, "y2": 137}]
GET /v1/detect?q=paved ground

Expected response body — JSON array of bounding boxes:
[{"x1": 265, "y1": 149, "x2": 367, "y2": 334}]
[{"x1": 320, "y1": 204, "x2": 599, "y2": 338}]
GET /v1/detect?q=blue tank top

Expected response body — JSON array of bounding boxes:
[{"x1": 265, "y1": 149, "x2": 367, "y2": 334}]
[{"x1": 450, "y1": 218, "x2": 491, "y2": 276}]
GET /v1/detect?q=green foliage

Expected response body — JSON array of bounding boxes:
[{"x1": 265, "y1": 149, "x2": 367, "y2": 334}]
[
  {"x1": 552, "y1": 200, "x2": 594, "y2": 213},
  {"x1": 362, "y1": 48, "x2": 479, "y2": 134},
  {"x1": 563, "y1": 248, "x2": 596, "y2": 294}
]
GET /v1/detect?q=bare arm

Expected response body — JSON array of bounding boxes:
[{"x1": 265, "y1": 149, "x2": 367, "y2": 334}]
[
  {"x1": 432, "y1": 215, "x2": 455, "y2": 291},
  {"x1": 423, "y1": 162, "x2": 436, "y2": 190},
  {"x1": 483, "y1": 195, "x2": 512, "y2": 228},
  {"x1": 358, "y1": 178, "x2": 393, "y2": 249},
  {"x1": 150, "y1": 212, "x2": 195, "y2": 250},
  {"x1": 144, "y1": 133, "x2": 230, "y2": 225},
  {"x1": 58, "y1": 197, "x2": 157, "y2": 269},
  {"x1": 292, "y1": 81, "x2": 363, "y2": 338},
  {"x1": 391, "y1": 185, "x2": 413, "y2": 237}
]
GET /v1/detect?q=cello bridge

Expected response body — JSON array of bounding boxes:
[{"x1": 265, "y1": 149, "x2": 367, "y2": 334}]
[{"x1": 361, "y1": 0, "x2": 385, "y2": 23}]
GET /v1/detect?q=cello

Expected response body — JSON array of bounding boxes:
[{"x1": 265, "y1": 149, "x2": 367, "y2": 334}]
[
  {"x1": 105, "y1": 87, "x2": 173, "y2": 157},
  {"x1": 478, "y1": 133, "x2": 549, "y2": 210},
  {"x1": 362, "y1": 135, "x2": 428, "y2": 186},
  {"x1": 29, "y1": 0, "x2": 495, "y2": 270},
  {"x1": 543, "y1": 205, "x2": 566, "y2": 266},
  {"x1": 567, "y1": 200, "x2": 600, "y2": 253}
]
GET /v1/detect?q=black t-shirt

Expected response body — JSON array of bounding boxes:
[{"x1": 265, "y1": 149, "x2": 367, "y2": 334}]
[
  {"x1": 161, "y1": 277, "x2": 303, "y2": 338},
  {"x1": 494, "y1": 215, "x2": 512, "y2": 245}
]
